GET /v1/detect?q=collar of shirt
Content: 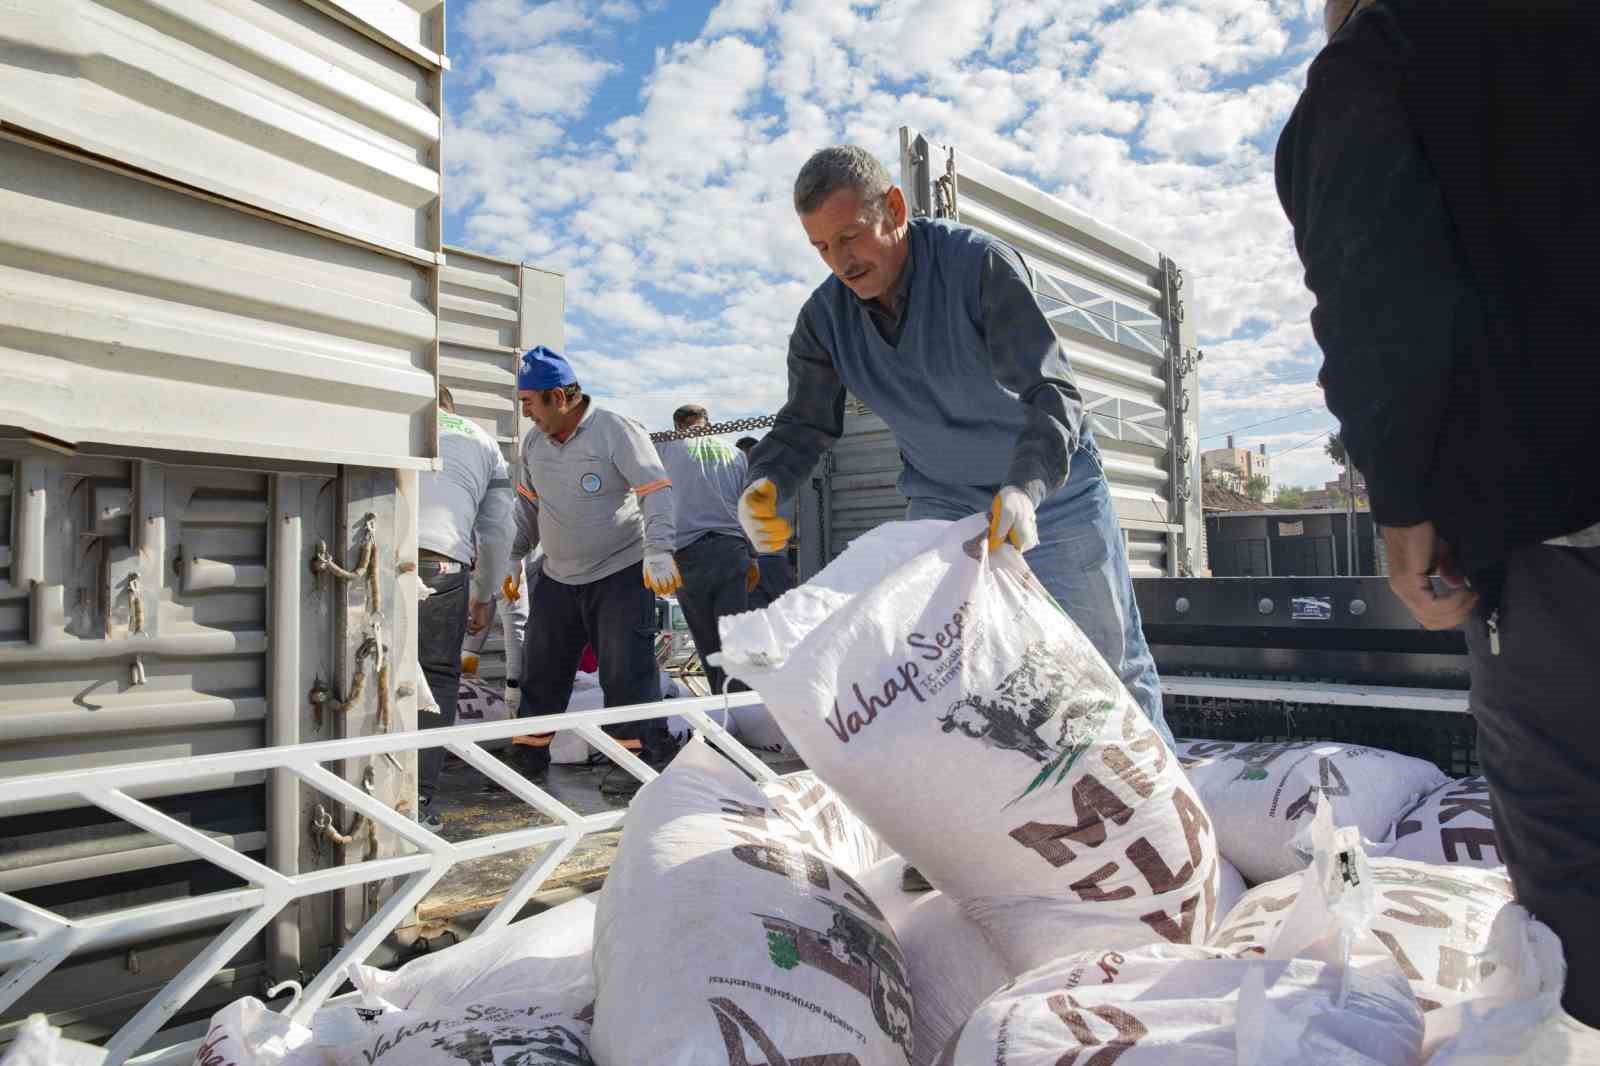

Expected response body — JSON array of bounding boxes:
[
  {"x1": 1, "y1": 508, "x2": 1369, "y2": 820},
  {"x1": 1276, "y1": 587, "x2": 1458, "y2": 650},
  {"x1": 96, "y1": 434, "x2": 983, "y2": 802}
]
[
  {"x1": 857, "y1": 234, "x2": 917, "y2": 334},
  {"x1": 550, "y1": 396, "x2": 595, "y2": 446}
]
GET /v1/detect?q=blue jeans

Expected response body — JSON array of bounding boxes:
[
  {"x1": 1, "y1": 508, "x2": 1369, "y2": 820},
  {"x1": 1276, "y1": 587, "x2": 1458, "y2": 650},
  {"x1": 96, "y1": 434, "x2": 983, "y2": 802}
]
[{"x1": 905, "y1": 437, "x2": 1172, "y2": 749}]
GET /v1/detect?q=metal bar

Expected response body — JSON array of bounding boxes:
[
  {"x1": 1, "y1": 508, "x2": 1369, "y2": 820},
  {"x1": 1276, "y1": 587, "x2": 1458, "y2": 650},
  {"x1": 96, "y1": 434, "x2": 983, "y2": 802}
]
[
  {"x1": 267, "y1": 474, "x2": 304, "y2": 983},
  {"x1": 450, "y1": 813, "x2": 624, "y2": 863},
  {"x1": 573, "y1": 725, "x2": 658, "y2": 787},
  {"x1": 0, "y1": 934, "x2": 73, "y2": 1016},
  {"x1": 103, "y1": 907, "x2": 281, "y2": 1064},
  {"x1": 469, "y1": 835, "x2": 579, "y2": 941},
  {"x1": 12, "y1": 460, "x2": 46, "y2": 589},
  {"x1": 88, "y1": 789, "x2": 288, "y2": 892},
  {"x1": 290, "y1": 855, "x2": 434, "y2": 899},
  {"x1": 0, "y1": 833, "x2": 269, "y2": 894},
  {"x1": 444, "y1": 740, "x2": 584, "y2": 826},
  {"x1": 291, "y1": 763, "x2": 443, "y2": 858},
  {"x1": 1160, "y1": 676, "x2": 1470, "y2": 714},
  {"x1": 681, "y1": 705, "x2": 780, "y2": 784},
  {"x1": 290, "y1": 869, "x2": 445, "y2": 1023},
  {"x1": 0, "y1": 692, "x2": 764, "y2": 809}
]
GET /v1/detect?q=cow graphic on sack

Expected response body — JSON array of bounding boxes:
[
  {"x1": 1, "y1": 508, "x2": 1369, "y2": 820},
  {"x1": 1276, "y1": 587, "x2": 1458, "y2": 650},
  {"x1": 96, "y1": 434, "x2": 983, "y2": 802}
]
[{"x1": 936, "y1": 641, "x2": 1117, "y2": 806}]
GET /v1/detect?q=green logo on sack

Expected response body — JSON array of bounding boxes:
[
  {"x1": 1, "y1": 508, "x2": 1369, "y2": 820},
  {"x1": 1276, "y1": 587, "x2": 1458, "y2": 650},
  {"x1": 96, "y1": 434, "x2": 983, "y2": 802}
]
[{"x1": 767, "y1": 930, "x2": 799, "y2": 970}]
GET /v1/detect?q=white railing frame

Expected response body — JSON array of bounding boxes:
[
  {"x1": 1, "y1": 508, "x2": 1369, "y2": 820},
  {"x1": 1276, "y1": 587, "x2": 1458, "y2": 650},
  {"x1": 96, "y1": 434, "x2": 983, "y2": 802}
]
[{"x1": 0, "y1": 692, "x2": 771, "y2": 1065}]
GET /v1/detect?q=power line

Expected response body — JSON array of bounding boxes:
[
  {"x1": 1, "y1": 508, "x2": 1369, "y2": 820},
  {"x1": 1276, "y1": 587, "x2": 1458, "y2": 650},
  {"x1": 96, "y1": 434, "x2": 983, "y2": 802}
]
[
  {"x1": 1200, "y1": 407, "x2": 1323, "y2": 442},
  {"x1": 1271, "y1": 427, "x2": 1337, "y2": 458}
]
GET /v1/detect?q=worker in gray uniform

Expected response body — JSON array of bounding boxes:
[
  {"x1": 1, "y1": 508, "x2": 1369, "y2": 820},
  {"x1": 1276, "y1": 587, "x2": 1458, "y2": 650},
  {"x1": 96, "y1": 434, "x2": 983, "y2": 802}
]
[
  {"x1": 508, "y1": 346, "x2": 682, "y2": 797},
  {"x1": 741, "y1": 145, "x2": 1171, "y2": 751},
  {"x1": 736, "y1": 435, "x2": 796, "y2": 609},
  {"x1": 657, "y1": 405, "x2": 758, "y2": 694},
  {"x1": 417, "y1": 386, "x2": 514, "y2": 831}
]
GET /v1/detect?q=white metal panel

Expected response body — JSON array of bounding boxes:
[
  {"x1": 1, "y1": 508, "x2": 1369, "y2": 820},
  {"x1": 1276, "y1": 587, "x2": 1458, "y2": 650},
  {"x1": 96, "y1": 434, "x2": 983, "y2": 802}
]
[
  {"x1": 0, "y1": 0, "x2": 444, "y2": 261},
  {"x1": 0, "y1": 137, "x2": 437, "y2": 468},
  {"x1": 0, "y1": 693, "x2": 773, "y2": 1065},
  {"x1": 438, "y1": 247, "x2": 526, "y2": 464}
]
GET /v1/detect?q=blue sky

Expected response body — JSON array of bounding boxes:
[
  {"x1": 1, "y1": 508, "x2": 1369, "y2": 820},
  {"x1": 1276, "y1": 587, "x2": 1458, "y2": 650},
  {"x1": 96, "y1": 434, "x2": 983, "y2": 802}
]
[{"x1": 442, "y1": 0, "x2": 1344, "y2": 492}]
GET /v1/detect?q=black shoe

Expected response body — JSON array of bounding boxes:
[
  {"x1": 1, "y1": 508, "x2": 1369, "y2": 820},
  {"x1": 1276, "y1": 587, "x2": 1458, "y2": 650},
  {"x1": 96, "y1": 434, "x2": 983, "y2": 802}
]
[
  {"x1": 418, "y1": 797, "x2": 444, "y2": 832},
  {"x1": 901, "y1": 864, "x2": 934, "y2": 893}
]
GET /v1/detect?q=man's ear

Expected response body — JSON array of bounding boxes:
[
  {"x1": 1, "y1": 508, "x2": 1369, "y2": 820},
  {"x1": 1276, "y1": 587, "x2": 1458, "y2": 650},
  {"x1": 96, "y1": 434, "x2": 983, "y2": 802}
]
[{"x1": 885, "y1": 185, "x2": 909, "y2": 227}]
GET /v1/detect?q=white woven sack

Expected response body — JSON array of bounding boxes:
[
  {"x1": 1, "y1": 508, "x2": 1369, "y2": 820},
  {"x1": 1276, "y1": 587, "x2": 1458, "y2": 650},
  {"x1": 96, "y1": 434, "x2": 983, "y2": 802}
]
[
  {"x1": 720, "y1": 517, "x2": 1218, "y2": 972},
  {"x1": 941, "y1": 804, "x2": 1424, "y2": 1066},
  {"x1": 1386, "y1": 777, "x2": 1502, "y2": 869},
  {"x1": 856, "y1": 857, "x2": 1014, "y2": 1066},
  {"x1": 759, "y1": 771, "x2": 893, "y2": 876},
  {"x1": 592, "y1": 738, "x2": 914, "y2": 1066},
  {"x1": 1211, "y1": 857, "x2": 1515, "y2": 1055},
  {"x1": 1177, "y1": 738, "x2": 1448, "y2": 884}
]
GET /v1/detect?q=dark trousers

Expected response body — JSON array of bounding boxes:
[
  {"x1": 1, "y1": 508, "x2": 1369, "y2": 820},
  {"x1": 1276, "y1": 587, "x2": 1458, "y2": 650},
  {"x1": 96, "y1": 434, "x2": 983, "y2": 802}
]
[
  {"x1": 675, "y1": 533, "x2": 753, "y2": 694},
  {"x1": 517, "y1": 560, "x2": 666, "y2": 770},
  {"x1": 749, "y1": 552, "x2": 795, "y2": 611},
  {"x1": 418, "y1": 560, "x2": 469, "y2": 803},
  {"x1": 1467, "y1": 543, "x2": 1600, "y2": 1025}
]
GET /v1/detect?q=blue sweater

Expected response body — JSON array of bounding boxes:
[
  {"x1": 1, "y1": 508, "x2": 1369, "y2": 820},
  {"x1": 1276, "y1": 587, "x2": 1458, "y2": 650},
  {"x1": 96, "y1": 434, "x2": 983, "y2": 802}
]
[{"x1": 751, "y1": 218, "x2": 1083, "y2": 507}]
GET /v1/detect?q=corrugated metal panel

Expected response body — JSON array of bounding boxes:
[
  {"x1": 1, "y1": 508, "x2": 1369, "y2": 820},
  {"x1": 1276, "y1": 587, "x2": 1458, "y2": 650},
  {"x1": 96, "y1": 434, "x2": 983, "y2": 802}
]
[
  {"x1": 810, "y1": 128, "x2": 1203, "y2": 575},
  {"x1": 438, "y1": 247, "x2": 527, "y2": 465},
  {"x1": 0, "y1": 136, "x2": 437, "y2": 469},
  {"x1": 0, "y1": 442, "x2": 421, "y2": 1037},
  {"x1": 437, "y1": 251, "x2": 565, "y2": 682},
  {"x1": 0, "y1": 0, "x2": 445, "y2": 261}
]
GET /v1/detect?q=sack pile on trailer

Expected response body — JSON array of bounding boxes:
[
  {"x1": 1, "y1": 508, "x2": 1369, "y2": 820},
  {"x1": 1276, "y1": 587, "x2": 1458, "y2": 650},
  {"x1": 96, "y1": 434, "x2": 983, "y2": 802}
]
[{"x1": 188, "y1": 517, "x2": 1573, "y2": 1066}]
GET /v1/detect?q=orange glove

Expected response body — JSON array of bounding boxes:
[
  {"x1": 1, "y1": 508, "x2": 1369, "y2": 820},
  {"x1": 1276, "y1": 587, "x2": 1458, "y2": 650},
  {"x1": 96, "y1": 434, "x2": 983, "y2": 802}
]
[
  {"x1": 988, "y1": 486, "x2": 1039, "y2": 553},
  {"x1": 746, "y1": 561, "x2": 760, "y2": 593},
  {"x1": 738, "y1": 479, "x2": 791, "y2": 554},
  {"x1": 643, "y1": 551, "x2": 683, "y2": 596},
  {"x1": 502, "y1": 572, "x2": 521, "y2": 603}
]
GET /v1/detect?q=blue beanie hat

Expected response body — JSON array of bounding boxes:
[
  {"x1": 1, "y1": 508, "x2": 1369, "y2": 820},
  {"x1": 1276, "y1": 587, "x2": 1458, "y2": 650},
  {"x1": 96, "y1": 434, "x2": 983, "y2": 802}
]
[{"x1": 517, "y1": 345, "x2": 579, "y2": 391}]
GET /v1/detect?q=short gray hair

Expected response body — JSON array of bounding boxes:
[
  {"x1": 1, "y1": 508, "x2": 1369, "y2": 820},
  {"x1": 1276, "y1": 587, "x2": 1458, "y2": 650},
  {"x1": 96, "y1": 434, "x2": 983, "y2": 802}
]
[{"x1": 794, "y1": 146, "x2": 893, "y2": 216}]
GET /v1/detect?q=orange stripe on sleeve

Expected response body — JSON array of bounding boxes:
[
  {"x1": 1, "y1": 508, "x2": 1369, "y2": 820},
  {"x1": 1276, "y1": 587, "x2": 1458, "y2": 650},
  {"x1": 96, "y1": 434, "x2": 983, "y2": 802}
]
[{"x1": 630, "y1": 473, "x2": 668, "y2": 496}]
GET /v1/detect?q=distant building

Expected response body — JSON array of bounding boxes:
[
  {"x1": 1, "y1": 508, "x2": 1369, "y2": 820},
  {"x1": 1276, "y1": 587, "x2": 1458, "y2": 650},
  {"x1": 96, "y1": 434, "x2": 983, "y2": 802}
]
[
  {"x1": 1302, "y1": 473, "x2": 1369, "y2": 511},
  {"x1": 1201, "y1": 436, "x2": 1271, "y2": 494}
]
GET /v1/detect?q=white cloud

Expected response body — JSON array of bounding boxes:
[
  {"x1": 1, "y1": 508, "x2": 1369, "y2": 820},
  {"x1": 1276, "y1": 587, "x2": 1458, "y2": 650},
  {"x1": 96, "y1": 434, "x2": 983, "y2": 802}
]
[
  {"x1": 459, "y1": 0, "x2": 591, "y2": 48},
  {"x1": 446, "y1": 0, "x2": 1336, "y2": 453}
]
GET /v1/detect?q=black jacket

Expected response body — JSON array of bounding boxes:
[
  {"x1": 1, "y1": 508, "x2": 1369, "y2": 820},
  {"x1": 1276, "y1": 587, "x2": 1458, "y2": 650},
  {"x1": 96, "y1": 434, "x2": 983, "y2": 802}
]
[{"x1": 1276, "y1": 0, "x2": 1600, "y2": 575}]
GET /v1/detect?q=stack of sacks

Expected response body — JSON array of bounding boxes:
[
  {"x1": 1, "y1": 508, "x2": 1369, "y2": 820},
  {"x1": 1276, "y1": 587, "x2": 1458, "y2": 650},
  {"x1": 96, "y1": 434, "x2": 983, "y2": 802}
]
[
  {"x1": 1210, "y1": 858, "x2": 1517, "y2": 1055},
  {"x1": 194, "y1": 899, "x2": 598, "y2": 1066},
  {"x1": 760, "y1": 770, "x2": 895, "y2": 876},
  {"x1": 719, "y1": 517, "x2": 1220, "y2": 973},
  {"x1": 939, "y1": 806, "x2": 1425, "y2": 1065},
  {"x1": 1387, "y1": 776, "x2": 1502, "y2": 869},
  {"x1": 1176, "y1": 739, "x2": 1448, "y2": 884},
  {"x1": 855, "y1": 856, "x2": 1015, "y2": 1066},
  {"x1": 592, "y1": 738, "x2": 914, "y2": 1065}
]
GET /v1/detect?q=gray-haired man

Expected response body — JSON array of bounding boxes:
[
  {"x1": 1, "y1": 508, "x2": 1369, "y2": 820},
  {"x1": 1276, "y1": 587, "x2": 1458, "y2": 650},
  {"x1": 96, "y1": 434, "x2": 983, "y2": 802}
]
[{"x1": 741, "y1": 145, "x2": 1170, "y2": 749}]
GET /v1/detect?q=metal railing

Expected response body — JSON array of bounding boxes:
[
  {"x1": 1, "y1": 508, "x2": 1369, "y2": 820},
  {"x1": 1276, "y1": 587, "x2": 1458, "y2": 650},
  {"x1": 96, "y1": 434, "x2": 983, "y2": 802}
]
[{"x1": 0, "y1": 692, "x2": 770, "y2": 1065}]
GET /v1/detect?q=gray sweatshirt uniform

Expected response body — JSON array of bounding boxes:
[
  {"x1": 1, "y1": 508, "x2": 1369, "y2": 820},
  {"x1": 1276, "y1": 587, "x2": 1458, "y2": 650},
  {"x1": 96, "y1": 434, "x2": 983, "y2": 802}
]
[
  {"x1": 418, "y1": 410, "x2": 514, "y2": 602},
  {"x1": 656, "y1": 437, "x2": 747, "y2": 550},
  {"x1": 511, "y1": 400, "x2": 676, "y2": 585}
]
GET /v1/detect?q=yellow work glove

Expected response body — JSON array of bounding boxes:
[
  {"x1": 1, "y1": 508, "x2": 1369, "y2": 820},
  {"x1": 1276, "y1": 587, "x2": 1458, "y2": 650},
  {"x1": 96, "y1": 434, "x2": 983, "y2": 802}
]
[
  {"x1": 738, "y1": 478, "x2": 791, "y2": 554},
  {"x1": 746, "y1": 560, "x2": 761, "y2": 593},
  {"x1": 502, "y1": 572, "x2": 521, "y2": 603},
  {"x1": 988, "y1": 486, "x2": 1039, "y2": 553},
  {"x1": 643, "y1": 550, "x2": 683, "y2": 596}
]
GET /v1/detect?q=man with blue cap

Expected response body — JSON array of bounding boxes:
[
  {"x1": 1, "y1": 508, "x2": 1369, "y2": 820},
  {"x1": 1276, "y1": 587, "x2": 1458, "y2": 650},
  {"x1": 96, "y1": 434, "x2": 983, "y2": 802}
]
[{"x1": 507, "y1": 346, "x2": 682, "y2": 797}]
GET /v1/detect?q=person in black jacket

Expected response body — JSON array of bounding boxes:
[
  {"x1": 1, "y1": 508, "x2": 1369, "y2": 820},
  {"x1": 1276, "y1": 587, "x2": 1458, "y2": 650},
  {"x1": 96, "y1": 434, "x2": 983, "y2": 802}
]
[{"x1": 1279, "y1": 0, "x2": 1600, "y2": 1041}]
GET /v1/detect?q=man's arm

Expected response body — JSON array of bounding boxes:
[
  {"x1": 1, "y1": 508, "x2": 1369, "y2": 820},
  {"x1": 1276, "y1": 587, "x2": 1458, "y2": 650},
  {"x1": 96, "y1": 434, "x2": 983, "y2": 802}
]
[
  {"x1": 510, "y1": 439, "x2": 541, "y2": 563},
  {"x1": 980, "y1": 243, "x2": 1083, "y2": 506},
  {"x1": 747, "y1": 310, "x2": 845, "y2": 499},
  {"x1": 471, "y1": 444, "x2": 515, "y2": 604},
  {"x1": 1276, "y1": 40, "x2": 1468, "y2": 528},
  {"x1": 612, "y1": 417, "x2": 676, "y2": 554}
]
